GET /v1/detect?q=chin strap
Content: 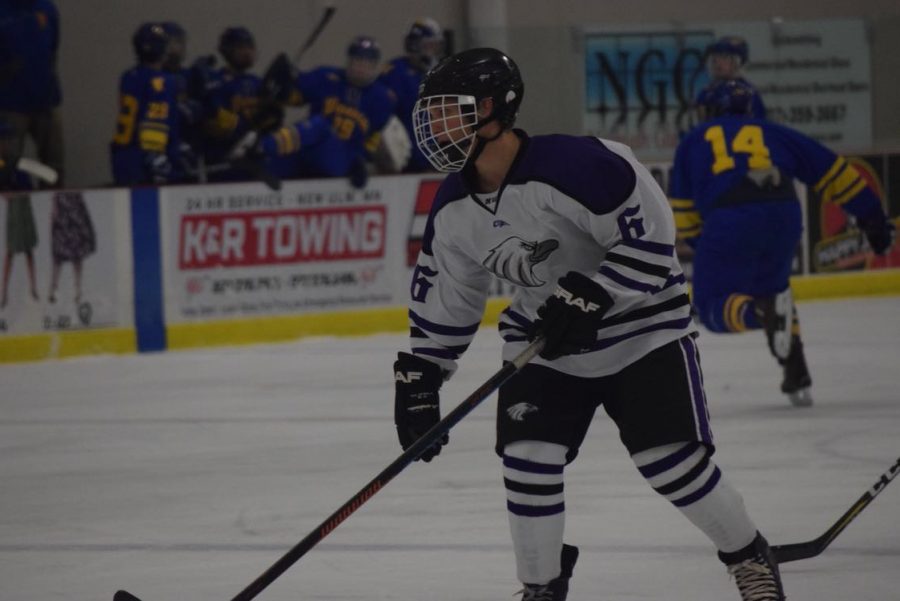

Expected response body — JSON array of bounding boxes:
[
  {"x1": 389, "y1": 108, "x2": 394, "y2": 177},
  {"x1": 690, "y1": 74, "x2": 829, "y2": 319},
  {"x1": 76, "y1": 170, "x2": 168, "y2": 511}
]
[{"x1": 468, "y1": 113, "x2": 506, "y2": 164}]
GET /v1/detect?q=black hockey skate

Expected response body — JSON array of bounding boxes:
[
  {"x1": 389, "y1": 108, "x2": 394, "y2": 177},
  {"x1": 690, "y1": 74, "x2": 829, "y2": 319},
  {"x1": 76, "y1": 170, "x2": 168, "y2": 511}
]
[
  {"x1": 780, "y1": 334, "x2": 812, "y2": 407},
  {"x1": 718, "y1": 533, "x2": 785, "y2": 601},
  {"x1": 518, "y1": 544, "x2": 579, "y2": 600}
]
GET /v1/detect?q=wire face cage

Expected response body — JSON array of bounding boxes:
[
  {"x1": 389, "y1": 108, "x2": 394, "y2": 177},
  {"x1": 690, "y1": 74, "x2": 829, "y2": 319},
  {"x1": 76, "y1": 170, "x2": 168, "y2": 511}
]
[{"x1": 412, "y1": 94, "x2": 479, "y2": 172}]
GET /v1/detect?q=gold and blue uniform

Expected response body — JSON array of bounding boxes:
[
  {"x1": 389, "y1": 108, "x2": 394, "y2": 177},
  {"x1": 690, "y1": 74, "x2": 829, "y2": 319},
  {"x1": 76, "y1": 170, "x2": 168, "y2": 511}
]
[
  {"x1": 263, "y1": 66, "x2": 394, "y2": 179},
  {"x1": 109, "y1": 65, "x2": 179, "y2": 185},
  {"x1": 670, "y1": 115, "x2": 886, "y2": 333}
]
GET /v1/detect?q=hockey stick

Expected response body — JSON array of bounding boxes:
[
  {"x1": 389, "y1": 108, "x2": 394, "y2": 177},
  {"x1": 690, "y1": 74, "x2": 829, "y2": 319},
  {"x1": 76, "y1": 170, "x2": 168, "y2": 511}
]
[
  {"x1": 184, "y1": 156, "x2": 282, "y2": 191},
  {"x1": 18, "y1": 157, "x2": 59, "y2": 185},
  {"x1": 3, "y1": 156, "x2": 59, "y2": 185},
  {"x1": 292, "y1": 4, "x2": 336, "y2": 64},
  {"x1": 114, "y1": 337, "x2": 545, "y2": 601},
  {"x1": 772, "y1": 455, "x2": 900, "y2": 563}
]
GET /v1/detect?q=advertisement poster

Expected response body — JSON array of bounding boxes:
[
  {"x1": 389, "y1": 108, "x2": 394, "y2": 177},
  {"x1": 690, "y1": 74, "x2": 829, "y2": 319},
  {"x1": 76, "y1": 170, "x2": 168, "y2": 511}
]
[
  {"x1": 159, "y1": 179, "x2": 412, "y2": 323},
  {"x1": 0, "y1": 188, "x2": 132, "y2": 336},
  {"x1": 807, "y1": 153, "x2": 900, "y2": 273},
  {"x1": 584, "y1": 18, "x2": 871, "y2": 158}
]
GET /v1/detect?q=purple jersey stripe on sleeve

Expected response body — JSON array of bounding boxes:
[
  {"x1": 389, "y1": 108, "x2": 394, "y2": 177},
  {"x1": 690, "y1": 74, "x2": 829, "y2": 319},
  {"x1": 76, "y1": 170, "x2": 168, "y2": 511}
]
[
  {"x1": 409, "y1": 309, "x2": 480, "y2": 337},
  {"x1": 599, "y1": 266, "x2": 661, "y2": 293},
  {"x1": 620, "y1": 238, "x2": 674, "y2": 257}
]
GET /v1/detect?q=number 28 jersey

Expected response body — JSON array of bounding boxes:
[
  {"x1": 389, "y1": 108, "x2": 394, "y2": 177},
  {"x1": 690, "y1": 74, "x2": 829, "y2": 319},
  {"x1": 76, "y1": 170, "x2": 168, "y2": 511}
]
[{"x1": 408, "y1": 131, "x2": 695, "y2": 379}]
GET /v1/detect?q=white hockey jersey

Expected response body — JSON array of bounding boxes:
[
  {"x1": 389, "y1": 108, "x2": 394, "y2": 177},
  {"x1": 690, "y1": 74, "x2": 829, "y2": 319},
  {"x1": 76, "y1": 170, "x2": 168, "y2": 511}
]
[{"x1": 407, "y1": 131, "x2": 696, "y2": 378}]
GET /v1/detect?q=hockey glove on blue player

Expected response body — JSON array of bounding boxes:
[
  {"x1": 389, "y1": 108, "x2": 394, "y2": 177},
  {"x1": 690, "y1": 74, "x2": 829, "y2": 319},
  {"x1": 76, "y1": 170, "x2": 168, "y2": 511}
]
[
  {"x1": 348, "y1": 155, "x2": 369, "y2": 189},
  {"x1": 394, "y1": 352, "x2": 447, "y2": 462},
  {"x1": 858, "y1": 215, "x2": 895, "y2": 255},
  {"x1": 528, "y1": 271, "x2": 614, "y2": 361}
]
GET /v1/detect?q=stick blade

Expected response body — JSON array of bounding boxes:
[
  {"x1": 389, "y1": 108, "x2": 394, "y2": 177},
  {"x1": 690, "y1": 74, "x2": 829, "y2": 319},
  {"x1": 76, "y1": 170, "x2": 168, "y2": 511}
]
[
  {"x1": 771, "y1": 542, "x2": 821, "y2": 564},
  {"x1": 114, "y1": 590, "x2": 145, "y2": 601}
]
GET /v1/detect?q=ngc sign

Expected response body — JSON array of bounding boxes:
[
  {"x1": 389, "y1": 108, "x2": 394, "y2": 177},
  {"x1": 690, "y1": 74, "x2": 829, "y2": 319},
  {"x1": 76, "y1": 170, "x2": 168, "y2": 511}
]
[{"x1": 584, "y1": 18, "x2": 871, "y2": 157}]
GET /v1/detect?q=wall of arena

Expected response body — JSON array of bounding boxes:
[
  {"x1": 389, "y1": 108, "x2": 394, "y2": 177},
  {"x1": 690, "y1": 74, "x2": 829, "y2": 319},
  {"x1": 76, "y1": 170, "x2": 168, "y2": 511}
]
[
  {"x1": 55, "y1": 1, "x2": 900, "y2": 188},
  {"x1": 2, "y1": 167, "x2": 898, "y2": 363}
]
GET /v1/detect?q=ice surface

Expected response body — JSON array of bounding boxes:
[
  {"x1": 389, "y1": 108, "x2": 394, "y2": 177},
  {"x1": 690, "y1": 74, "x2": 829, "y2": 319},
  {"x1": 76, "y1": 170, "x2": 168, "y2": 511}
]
[{"x1": 1, "y1": 296, "x2": 898, "y2": 600}]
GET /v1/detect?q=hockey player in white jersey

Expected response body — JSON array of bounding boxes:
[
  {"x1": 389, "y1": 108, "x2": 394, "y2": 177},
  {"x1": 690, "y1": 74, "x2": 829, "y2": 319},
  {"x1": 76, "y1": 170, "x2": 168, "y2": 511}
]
[{"x1": 392, "y1": 48, "x2": 786, "y2": 600}]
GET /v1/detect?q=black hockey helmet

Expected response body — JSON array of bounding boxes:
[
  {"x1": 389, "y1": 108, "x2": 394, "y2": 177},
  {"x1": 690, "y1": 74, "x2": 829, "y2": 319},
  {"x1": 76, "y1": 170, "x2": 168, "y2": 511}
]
[
  {"x1": 698, "y1": 79, "x2": 757, "y2": 119},
  {"x1": 132, "y1": 22, "x2": 169, "y2": 64},
  {"x1": 419, "y1": 47, "x2": 524, "y2": 129},
  {"x1": 219, "y1": 26, "x2": 256, "y2": 70}
]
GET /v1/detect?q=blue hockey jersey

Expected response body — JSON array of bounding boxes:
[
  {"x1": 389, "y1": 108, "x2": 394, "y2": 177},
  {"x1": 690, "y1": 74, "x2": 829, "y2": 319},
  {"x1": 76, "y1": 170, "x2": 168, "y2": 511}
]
[
  {"x1": 109, "y1": 65, "x2": 179, "y2": 185},
  {"x1": 669, "y1": 116, "x2": 885, "y2": 244}
]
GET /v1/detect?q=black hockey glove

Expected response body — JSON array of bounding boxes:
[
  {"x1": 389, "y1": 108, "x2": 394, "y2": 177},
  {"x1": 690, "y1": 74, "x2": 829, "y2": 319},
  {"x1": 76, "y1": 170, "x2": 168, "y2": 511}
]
[
  {"x1": 528, "y1": 271, "x2": 614, "y2": 361},
  {"x1": 250, "y1": 100, "x2": 285, "y2": 134},
  {"x1": 394, "y1": 352, "x2": 447, "y2": 462},
  {"x1": 348, "y1": 155, "x2": 369, "y2": 189},
  {"x1": 858, "y1": 215, "x2": 896, "y2": 255}
]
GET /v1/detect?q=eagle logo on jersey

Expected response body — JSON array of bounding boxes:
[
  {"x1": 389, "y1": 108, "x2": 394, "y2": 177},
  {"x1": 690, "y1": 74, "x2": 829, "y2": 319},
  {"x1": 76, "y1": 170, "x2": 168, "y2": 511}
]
[
  {"x1": 506, "y1": 402, "x2": 538, "y2": 422},
  {"x1": 482, "y1": 237, "x2": 559, "y2": 287}
]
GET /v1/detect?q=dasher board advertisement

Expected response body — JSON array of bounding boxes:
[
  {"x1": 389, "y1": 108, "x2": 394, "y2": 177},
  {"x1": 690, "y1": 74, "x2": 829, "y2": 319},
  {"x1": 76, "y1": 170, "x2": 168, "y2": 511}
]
[
  {"x1": 0, "y1": 188, "x2": 132, "y2": 336},
  {"x1": 159, "y1": 179, "x2": 406, "y2": 323}
]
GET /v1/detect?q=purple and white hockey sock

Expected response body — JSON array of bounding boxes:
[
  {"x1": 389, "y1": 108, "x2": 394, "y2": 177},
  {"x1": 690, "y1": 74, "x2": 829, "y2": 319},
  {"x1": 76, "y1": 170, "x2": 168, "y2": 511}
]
[
  {"x1": 503, "y1": 440, "x2": 568, "y2": 584},
  {"x1": 633, "y1": 441, "x2": 757, "y2": 553}
]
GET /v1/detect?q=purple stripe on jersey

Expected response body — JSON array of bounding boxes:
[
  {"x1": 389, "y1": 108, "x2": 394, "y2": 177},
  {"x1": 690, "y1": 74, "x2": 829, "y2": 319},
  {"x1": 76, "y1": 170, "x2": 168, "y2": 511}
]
[
  {"x1": 679, "y1": 336, "x2": 712, "y2": 444},
  {"x1": 507, "y1": 500, "x2": 565, "y2": 517},
  {"x1": 637, "y1": 442, "x2": 701, "y2": 478},
  {"x1": 501, "y1": 334, "x2": 530, "y2": 343},
  {"x1": 591, "y1": 316, "x2": 693, "y2": 351},
  {"x1": 409, "y1": 309, "x2": 480, "y2": 337},
  {"x1": 502, "y1": 308, "x2": 533, "y2": 328},
  {"x1": 620, "y1": 238, "x2": 674, "y2": 257},
  {"x1": 665, "y1": 273, "x2": 687, "y2": 288},
  {"x1": 599, "y1": 266, "x2": 661, "y2": 292},
  {"x1": 503, "y1": 455, "x2": 565, "y2": 475},
  {"x1": 672, "y1": 467, "x2": 721, "y2": 507},
  {"x1": 412, "y1": 347, "x2": 460, "y2": 360}
]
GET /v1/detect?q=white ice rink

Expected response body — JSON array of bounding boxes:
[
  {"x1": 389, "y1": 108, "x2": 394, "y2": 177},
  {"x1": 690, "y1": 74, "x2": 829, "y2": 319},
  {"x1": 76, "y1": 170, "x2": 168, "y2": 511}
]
[{"x1": 2, "y1": 296, "x2": 899, "y2": 601}]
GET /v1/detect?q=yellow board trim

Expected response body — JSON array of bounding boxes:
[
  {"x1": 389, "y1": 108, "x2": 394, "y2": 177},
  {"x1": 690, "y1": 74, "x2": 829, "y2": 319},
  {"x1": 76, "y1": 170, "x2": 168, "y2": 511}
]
[
  {"x1": 3, "y1": 269, "x2": 899, "y2": 362},
  {"x1": 166, "y1": 300, "x2": 512, "y2": 351},
  {"x1": 789, "y1": 268, "x2": 900, "y2": 301},
  {"x1": 0, "y1": 328, "x2": 136, "y2": 363}
]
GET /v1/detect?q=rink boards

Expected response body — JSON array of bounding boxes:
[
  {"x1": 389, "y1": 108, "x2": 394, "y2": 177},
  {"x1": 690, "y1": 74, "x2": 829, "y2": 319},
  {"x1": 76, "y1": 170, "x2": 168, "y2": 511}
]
[{"x1": 1, "y1": 172, "x2": 898, "y2": 363}]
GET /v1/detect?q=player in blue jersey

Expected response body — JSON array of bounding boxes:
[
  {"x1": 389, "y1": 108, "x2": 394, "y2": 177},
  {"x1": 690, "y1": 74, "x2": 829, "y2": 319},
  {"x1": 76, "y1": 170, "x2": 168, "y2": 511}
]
[
  {"x1": 246, "y1": 36, "x2": 395, "y2": 187},
  {"x1": 201, "y1": 26, "x2": 267, "y2": 182},
  {"x1": 0, "y1": 0, "x2": 64, "y2": 186},
  {"x1": 695, "y1": 36, "x2": 766, "y2": 120},
  {"x1": 109, "y1": 23, "x2": 181, "y2": 186},
  {"x1": 670, "y1": 80, "x2": 894, "y2": 406},
  {"x1": 378, "y1": 18, "x2": 445, "y2": 172},
  {"x1": 392, "y1": 48, "x2": 787, "y2": 601},
  {"x1": 160, "y1": 21, "x2": 204, "y2": 179}
]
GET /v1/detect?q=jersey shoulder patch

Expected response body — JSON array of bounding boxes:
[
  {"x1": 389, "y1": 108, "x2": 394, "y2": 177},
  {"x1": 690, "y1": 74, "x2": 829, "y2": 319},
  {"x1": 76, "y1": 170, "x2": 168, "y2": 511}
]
[{"x1": 513, "y1": 134, "x2": 637, "y2": 214}]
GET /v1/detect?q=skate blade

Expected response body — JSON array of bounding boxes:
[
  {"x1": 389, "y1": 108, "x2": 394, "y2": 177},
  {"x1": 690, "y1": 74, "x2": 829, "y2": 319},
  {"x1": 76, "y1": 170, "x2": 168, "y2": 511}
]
[{"x1": 787, "y1": 387, "x2": 813, "y2": 407}]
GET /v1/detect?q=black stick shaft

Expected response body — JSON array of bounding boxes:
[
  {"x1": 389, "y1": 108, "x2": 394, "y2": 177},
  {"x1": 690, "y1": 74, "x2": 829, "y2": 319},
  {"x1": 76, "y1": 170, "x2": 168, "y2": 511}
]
[
  {"x1": 772, "y1": 455, "x2": 900, "y2": 563},
  {"x1": 292, "y1": 6, "x2": 336, "y2": 64},
  {"x1": 229, "y1": 338, "x2": 544, "y2": 601}
]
